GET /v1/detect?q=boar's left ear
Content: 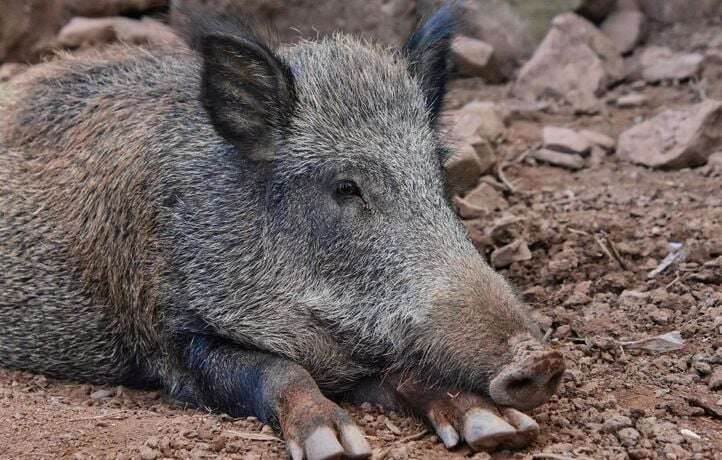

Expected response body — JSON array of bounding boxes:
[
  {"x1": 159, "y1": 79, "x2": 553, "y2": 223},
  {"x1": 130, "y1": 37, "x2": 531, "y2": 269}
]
[
  {"x1": 402, "y1": 3, "x2": 456, "y2": 124},
  {"x1": 199, "y1": 34, "x2": 295, "y2": 162}
]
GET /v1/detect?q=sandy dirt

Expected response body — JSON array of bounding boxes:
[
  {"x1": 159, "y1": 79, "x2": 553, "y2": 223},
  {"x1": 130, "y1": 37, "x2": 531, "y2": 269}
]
[{"x1": 1, "y1": 13, "x2": 722, "y2": 460}]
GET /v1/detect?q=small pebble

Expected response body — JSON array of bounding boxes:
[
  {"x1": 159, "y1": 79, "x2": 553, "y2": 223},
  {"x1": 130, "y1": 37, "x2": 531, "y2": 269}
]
[
  {"x1": 617, "y1": 427, "x2": 641, "y2": 447},
  {"x1": 90, "y1": 389, "x2": 113, "y2": 400},
  {"x1": 212, "y1": 435, "x2": 227, "y2": 452},
  {"x1": 602, "y1": 414, "x2": 632, "y2": 433},
  {"x1": 680, "y1": 428, "x2": 701, "y2": 441},
  {"x1": 138, "y1": 446, "x2": 159, "y2": 460}
]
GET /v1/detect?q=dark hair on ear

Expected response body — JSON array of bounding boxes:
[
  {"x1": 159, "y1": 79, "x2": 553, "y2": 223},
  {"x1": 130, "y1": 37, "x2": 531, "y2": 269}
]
[
  {"x1": 402, "y1": 2, "x2": 458, "y2": 124},
  {"x1": 171, "y1": 1, "x2": 295, "y2": 162}
]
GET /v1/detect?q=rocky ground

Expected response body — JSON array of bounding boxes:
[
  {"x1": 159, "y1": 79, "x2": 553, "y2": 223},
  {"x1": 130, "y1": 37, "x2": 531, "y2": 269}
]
[{"x1": 2, "y1": 1, "x2": 722, "y2": 459}]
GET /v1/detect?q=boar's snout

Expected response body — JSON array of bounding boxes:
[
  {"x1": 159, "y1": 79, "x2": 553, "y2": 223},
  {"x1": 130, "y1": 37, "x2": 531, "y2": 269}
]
[{"x1": 489, "y1": 340, "x2": 565, "y2": 411}]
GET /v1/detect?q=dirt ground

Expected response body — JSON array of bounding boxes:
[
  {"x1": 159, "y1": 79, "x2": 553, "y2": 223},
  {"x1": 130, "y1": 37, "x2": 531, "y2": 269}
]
[{"x1": 1, "y1": 13, "x2": 722, "y2": 460}]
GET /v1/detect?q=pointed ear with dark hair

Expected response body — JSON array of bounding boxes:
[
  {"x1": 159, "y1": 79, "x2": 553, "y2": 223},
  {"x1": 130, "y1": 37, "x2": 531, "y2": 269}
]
[
  {"x1": 402, "y1": 4, "x2": 456, "y2": 124},
  {"x1": 200, "y1": 34, "x2": 295, "y2": 162}
]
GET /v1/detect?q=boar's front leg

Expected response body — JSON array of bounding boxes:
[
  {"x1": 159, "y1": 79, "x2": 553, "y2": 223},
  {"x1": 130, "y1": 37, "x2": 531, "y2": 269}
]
[
  {"x1": 345, "y1": 376, "x2": 539, "y2": 451},
  {"x1": 176, "y1": 335, "x2": 371, "y2": 460}
]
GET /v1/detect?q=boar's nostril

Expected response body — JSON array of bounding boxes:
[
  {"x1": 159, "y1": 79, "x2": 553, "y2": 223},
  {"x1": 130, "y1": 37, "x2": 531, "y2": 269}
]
[
  {"x1": 489, "y1": 349, "x2": 566, "y2": 410},
  {"x1": 506, "y1": 376, "x2": 534, "y2": 392}
]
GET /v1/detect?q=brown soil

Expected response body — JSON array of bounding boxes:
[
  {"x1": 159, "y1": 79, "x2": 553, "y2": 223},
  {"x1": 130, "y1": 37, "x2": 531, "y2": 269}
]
[{"x1": 1, "y1": 14, "x2": 722, "y2": 460}]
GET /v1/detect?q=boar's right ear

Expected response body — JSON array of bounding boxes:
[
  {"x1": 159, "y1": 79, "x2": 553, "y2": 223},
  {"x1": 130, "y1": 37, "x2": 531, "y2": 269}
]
[
  {"x1": 402, "y1": 3, "x2": 456, "y2": 125},
  {"x1": 199, "y1": 34, "x2": 295, "y2": 162}
]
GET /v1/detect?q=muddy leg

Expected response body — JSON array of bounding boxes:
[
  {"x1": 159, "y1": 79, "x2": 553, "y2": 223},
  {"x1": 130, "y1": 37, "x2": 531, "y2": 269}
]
[{"x1": 174, "y1": 335, "x2": 371, "y2": 460}]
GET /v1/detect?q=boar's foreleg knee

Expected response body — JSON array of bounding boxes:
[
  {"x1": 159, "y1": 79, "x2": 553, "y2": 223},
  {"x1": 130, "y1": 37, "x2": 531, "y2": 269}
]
[{"x1": 175, "y1": 335, "x2": 371, "y2": 460}]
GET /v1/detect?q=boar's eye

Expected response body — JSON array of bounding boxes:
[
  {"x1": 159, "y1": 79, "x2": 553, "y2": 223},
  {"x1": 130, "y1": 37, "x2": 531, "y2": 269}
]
[{"x1": 334, "y1": 179, "x2": 362, "y2": 199}]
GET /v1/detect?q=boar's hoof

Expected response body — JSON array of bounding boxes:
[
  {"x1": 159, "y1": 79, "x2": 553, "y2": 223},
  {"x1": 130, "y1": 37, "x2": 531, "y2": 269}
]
[
  {"x1": 428, "y1": 394, "x2": 539, "y2": 451},
  {"x1": 396, "y1": 382, "x2": 539, "y2": 452},
  {"x1": 281, "y1": 394, "x2": 371, "y2": 460}
]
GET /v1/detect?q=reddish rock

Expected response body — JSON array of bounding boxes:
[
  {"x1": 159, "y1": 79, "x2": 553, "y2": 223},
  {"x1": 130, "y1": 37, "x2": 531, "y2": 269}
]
[
  {"x1": 451, "y1": 36, "x2": 504, "y2": 83},
  {"x1": 532, "y1": 149, "x2": 586, "y2": 170},
  {"x1": 617, "y1": 99, "x2": 722, "y2": 169},
  {"x1": 418, "y1": 0, "x2": 533, "y2": 80},
  {"x1": 640, "y1": 46, "x2": 704, "y2": 82},
  {"x1": 616, "y1": 92, "x2": 648, "y2": 107},
  {"x1": 0, "y1": 0, "x2": 66, "y2": 63},
  {"x1": 579, "y1": 129, "x2": 617, "y2": 152},
  {"x1": 543, "y1": 126, "x2": 592, "y2": 155},
  {"x1": 638, "y1": 0, "x2": 722, "y2": 22},
  {"x1": 444, "y1": 144, "x2": 490, "y2": 196},
  {"x1": 445, "y1": 101, "x2": 510, "y2": 143},
  {"x1": 491, "y1": 240, "x2": 532, "y2": 269},
  {"x1": 453, "y1": 183, "x2": 508, "y2": 219},
  {"x1": 173, "y1": 0, "x2": 417, "y2": 48},
  {"x1": 709, "y1": 368, "x2": 722, "y2": 390},
  {"x1": 708, "y1": 152, "x2": 722, "y2": 169},
  {"x1": 617, "y1": 0, "x2": 642, "y2": 10},
  {"x1": 513, "y1": 13, "x2": 624, "y2": 113},
  {"x1": 57, "y1": 17, "x2": 183, "y2": 49}
]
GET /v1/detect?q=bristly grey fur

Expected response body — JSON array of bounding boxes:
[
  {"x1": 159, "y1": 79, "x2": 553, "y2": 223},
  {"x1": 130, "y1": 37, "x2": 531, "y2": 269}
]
[{"x1": 0, "y1": 4, "x2": 540, "y2": 405}]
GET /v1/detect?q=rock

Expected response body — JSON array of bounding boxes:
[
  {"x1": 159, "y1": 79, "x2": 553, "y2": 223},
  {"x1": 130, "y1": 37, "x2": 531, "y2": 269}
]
[
  {"x1": 90, "y1": 389, "x2": 114, "y2": 400},
  {"x1": 444, "y1": 144, "x2": 490, "y2": 196},
  {"x1": 451, "y1": 36, "x2": 504, "y2": 82},
  {"x1": 418, "y1": 0, "x2": 533, "y2": 80},
  {"x1": 453, "y1": 183, "x2": 508, "y2": 219},
  {"x1": 0, "y1": 63, "x2": 27, "y2": 82},
  {"x1": 617, "y1": 0, "x2": 642, "y2": 10},
  {"x1": 587, "y1": 145, "x2": 606, "y2": 167},
  {"x1": 649, "y1": 308, "x2": 671, "y2": 324},
  {"x1": 173, "y1": 0, "x2": 418, "y2": 50},
  {"x1": 638, "y1": 0, "x2": 722, "y2": 22},
  {"x1": 616, "y1": 93, "x2": 648, "y2": 107},
  {"x1": 211, "y1": 435, "x2": 227, "y2": 452},
  {"x1": 513, "y1": 13, "x2": 624, "y2": 113},
  {"x1": 64, "y1": 0, "x2": 168, "y2": 17},
  {"x1": 616, "y1": 427, "x2": 641, "y2": 447},
  {"x1": 709, "y1": 368, "x2": 722, "y2": 390},
  {"x1": 576, "y1": 0, "x2": 618, "y2": 23},
  {"x1": 602, "y1": 414, "x2": 633, "y2": 432},
  {"x1": 636, "y1": 417, "x2": 685, "y2": 444},
  {"x1": 0, "y1": 0, "x2": 66, "y2": 63},
  {"x1": 138, "y1": 446, "x2": 159, "y2": 460},
  {"x1": 543, "y1": 126, "x2": 592, "y2": 155},
  {"x1": 640, "y1": 46, "x2": 705, "y2": 82},
  {"x1": 532, "y1": 149, "x2": 586, "y2": 170},
  {"x1": 553, "y1": 324, "x2": 572, "y2": 339},
  {"x1": 491, "y1": 239, "x2": 532, "y2": 269},
  {"x1": 445, "y1": 101, "x2": 510, "y2": 143},
  {"x1": 579, "y1": 129, "x2": 616, "y2": 151},
  {"x1": 601, "y1": 9, "x2": 647, "y2": 54},
  {"x1": 707, "y1": 152, "x2": 722, "y2": 174},
  {"x1": 680, "y1": 428, "x2": 701, "y2": 441},
  {"x1": 628, "y1": 448, "x2": 654, "y2": 460},
  {"x1": 617, "y1": 99, "x2": 722, "y2": 169},
  {"x1": 57, "y1": 17, "x2": 182, "y2": 49}
]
